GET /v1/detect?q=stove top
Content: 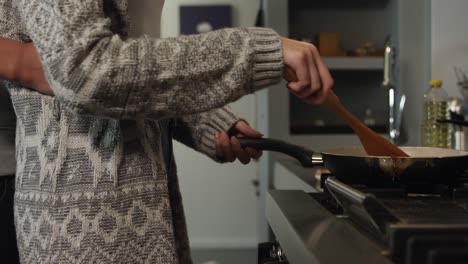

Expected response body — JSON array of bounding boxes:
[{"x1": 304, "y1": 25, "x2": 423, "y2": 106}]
[
  {"x1": 314, "y1": 177, "x2": 468, "y2": 264},
  {"x1": 264, "y1": 175, "x2": 468, "y2": 264}
]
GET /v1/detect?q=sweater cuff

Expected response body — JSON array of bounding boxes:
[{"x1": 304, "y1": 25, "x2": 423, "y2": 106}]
[
  {"x1": 198, "y1": 106, "x2": 240, "y2": 161},
  {"x1": 246, "y1": 27, "x2": 284, "y2": 91}
]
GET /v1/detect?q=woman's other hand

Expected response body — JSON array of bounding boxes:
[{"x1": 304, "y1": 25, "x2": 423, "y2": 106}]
[
  {"x1": 0, "y1": 37, "x2": 52, "y2": 95},
  {"x1": 215, "y1": 120, "x2": 263, "y2": 164},
  {"x1": 17, "y1": 42, "x2": 53, "y2": 95},
  {"x1": 281, "y1": 37, "x2": 334, "y2": 104}
]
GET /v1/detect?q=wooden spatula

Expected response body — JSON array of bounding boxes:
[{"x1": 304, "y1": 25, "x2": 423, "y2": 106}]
[
  {"x1": 324, "y1": 90, "x2": 409, "y2": 157},
  {"x1": 284, "y1": 67, "x2": 409, "y2": 157}
]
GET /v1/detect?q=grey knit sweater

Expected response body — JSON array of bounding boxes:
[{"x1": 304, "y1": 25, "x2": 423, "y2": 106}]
[{"x1": 0, "y1": 0, "x2": 283, "y2": 263}]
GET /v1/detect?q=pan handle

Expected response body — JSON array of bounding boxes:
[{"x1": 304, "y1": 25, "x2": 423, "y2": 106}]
[
  {"x1": 437, "y1": 119, "x2": 468, "y2": 127},
  {"x1": 238, "y1": 138, "x2": 320, "y2": 167}
]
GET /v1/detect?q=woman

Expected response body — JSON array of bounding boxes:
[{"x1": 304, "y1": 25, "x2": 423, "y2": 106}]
[{"x1": 0, "y1": 0, "x2": 333, "y2": 263}]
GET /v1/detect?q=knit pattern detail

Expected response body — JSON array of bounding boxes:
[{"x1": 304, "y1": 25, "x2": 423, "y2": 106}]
[
  {"x1": 15, "y1": 181, "x2": 176, "y2": 263},
  {"x1": 248, "y1": 28, "x2": 284, "y2": 89},
  {"x1": 9, "y1": 87, "x2": 184, "y2": 263}
]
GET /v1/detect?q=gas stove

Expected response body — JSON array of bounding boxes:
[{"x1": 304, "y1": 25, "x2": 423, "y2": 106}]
[{"x1": 259, "y1": 175, "x2": 468, "y2": 264}]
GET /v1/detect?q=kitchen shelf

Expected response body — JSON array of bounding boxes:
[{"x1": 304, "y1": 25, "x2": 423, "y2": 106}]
[{"x1": 323, "y1": 57, "x2": 384, "y2": 71}]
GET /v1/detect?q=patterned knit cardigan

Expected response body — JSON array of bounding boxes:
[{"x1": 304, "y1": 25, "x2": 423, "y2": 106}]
[{"x1": 0, "y1": 0, "x2": 283, "y2": 263}]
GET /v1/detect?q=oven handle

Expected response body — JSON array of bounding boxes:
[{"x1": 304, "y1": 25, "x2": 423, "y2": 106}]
[{"x1": 325, "y1": 177, "x2": 399, "y2": 234}]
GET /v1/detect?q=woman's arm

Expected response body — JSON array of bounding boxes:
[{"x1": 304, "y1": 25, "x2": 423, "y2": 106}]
[
  {"x1": 15, "y1": 0, "x2": 283, "y2": 120},
  {"x1": 14, "y1": 1, "x2": 333, "y2": 120}
]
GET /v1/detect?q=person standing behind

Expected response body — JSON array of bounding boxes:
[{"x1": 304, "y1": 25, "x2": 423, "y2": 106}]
[{"x1": 0, "y1": 0, "x2": 333, "y2": 263}]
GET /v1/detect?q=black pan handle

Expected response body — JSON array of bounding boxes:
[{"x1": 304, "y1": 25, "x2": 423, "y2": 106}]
[
  {"x1": 437, "y1": 119, "x2": 468, "y2": 127},
  {"x1": 238, "y1": 138, "x2": 319, "y2": 167}
]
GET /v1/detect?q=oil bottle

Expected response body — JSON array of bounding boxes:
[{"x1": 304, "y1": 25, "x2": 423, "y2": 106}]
[{"x1": 421, "y1": 80, "x2": 451, "y2": 148}]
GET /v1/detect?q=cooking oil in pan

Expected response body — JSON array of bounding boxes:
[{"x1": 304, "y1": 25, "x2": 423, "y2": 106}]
[{"x1": 421, "y1": 80, "x2": 452, "y2": 148}]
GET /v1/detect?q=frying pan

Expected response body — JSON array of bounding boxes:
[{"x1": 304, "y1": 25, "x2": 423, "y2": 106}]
[{"x1": 239, "y1": 138, "x2": 468, "y2": 186}]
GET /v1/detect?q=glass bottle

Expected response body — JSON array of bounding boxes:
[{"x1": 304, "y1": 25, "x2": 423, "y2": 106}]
[{"x1": 421, "y1": 80, "x2": 451, "y2": 148}]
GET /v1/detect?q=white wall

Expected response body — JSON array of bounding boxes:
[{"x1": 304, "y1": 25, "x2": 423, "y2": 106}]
[
  {"x1": 431, "y1": 0, "x2": 468, "y2": 98},
  {"x1": 161, "y1": 0, "x2": 261, "y2": 249}
]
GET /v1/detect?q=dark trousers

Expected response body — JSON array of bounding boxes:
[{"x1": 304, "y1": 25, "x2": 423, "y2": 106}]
[{"x1": 0, "y1": 176, "x2": 20, "y2": 263}]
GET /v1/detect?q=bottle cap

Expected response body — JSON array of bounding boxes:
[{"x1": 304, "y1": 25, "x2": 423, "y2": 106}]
[{"x1": 430, "y1": 80, "x2": 442, "y2": 88}]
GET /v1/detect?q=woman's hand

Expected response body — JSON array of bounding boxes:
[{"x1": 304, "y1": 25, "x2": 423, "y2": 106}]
[
  {"x1": 0, "y1": 37, "x2": 52, "y2": 95},
  {"x1": 281, "y1": 37, "x2": 334, "y2": 104},
  {"x1": 215, "y1": 120, "x2": 263, "y2": 164},
  {"x1": 16, "y1": 42, "x2": 53, "y2": 95}
]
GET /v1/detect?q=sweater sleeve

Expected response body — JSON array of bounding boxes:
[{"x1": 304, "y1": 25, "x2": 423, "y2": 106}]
[
  {"x1": 16, "y1": 1, "x2": 283, "y2": 120},
  {"x1": 172, "y1": 106, "x2": 239, "y2": 161}
]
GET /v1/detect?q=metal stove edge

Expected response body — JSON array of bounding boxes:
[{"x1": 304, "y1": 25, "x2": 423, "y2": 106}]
[{"x1": 266, "y1": 190, "x2": 393, "y2": 264}]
